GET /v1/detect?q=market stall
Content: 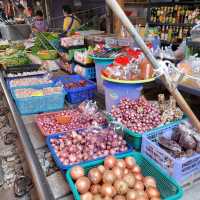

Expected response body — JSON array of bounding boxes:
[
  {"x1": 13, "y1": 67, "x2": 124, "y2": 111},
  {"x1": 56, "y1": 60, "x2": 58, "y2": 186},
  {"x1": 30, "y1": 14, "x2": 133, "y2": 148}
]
[{"x1": 0, "y1": 0, "x2": 200, "y2": 200}]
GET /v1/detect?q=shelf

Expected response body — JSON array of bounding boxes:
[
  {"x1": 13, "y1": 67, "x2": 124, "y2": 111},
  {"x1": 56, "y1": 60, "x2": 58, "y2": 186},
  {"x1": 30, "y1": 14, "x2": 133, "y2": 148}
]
[
  {"x1": 149, "y1": 22, "x2": 194, "y2": 27},
  {"x1": 73, "y1": 60, "x2": 95, "y2": 68},
  {"x1": 125, "y1": 2, "x2": 149, "y2": 6},
  {"x1": 160, "y1": 40, "x2": 181, "y2": 46},
  {"x1": 149, "y1": 1, "x2": 200, "y2": 6}
]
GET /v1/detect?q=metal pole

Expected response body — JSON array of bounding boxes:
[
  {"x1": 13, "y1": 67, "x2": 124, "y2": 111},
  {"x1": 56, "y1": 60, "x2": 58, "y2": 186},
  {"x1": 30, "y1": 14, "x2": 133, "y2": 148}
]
[
  {"x1": 106, "y1": 0, "x2": 200, "y2": 131},
  {"x1": 0, "y1": 73, "x2": 55, "y2": 200}
]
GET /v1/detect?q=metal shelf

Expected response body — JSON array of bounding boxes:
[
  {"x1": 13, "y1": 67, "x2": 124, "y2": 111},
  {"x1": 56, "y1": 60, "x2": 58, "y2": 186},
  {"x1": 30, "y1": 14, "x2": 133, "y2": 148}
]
[
  {"x1": 0, "y1": 72, "x2": 55, "y2": 200},
  {"x1": 149, "y1": 0, "x2": 200, "y2": 6},
  {"x1": 149, "y1": 22, "x2": 194, "y2": 27}
]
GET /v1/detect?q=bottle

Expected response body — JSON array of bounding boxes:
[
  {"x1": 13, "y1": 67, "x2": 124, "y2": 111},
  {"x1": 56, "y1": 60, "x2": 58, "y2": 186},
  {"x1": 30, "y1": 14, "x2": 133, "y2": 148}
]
[
  {"x1": 181, "y1": 7, "x2": 186, "y2": 24},
  {"x1": 157, "y1": 8, "x2": 160, "y2": 23},
  {"x1": 164, "y1": 26, "x2": 168, "y2": 41},
  {"x1": 168, "y1": 26, "x2": 173, "y2": 42},
  {"x1": 161, "y1": 26, "x2": 165, "y2": 40},
  {"x1": 151, "y1": 8, "x2": 155, "y2": 22},
  {"x1": 178, "y1": 27, "x2": 183, "y2": 40}
]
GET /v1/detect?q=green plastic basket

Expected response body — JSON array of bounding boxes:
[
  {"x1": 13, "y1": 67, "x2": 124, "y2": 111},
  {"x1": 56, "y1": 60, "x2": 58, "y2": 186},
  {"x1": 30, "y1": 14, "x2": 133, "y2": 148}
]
[
  {"x1": 66, "y1": 152, "x2": 183, "y2": 200},
  {"x1": 68, "y1": 47, "x2": 87, "y2": 61},
  {"x1": 107, "y1": 115, "x2": 187, "y2": 151}
]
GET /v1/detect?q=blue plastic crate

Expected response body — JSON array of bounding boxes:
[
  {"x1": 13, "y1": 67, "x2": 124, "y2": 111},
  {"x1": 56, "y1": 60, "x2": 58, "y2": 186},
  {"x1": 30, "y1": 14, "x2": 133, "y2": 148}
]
[
  {"x1": 7, "y1": 75, "x2": 53, "y2": 90},
  {"x1": 142, "y1": 118, "x2": 200, "y2": 183},
  {"x1": 73, "y1": 62, "x2": 96, "y2": 80},
  {"x1": 13, "y1": 88, "x2": 65, "y2": 115},
  {"x1": 46, "y1": 130, "x2": 133, "y2": 171},
  {"x1": 53, "y1": 75, "x2": 97, "y2": 104}
]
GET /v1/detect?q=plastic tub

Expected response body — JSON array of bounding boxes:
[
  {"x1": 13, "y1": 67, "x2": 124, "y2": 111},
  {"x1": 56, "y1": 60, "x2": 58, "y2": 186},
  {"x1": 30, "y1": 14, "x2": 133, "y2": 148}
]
[
  {"x1": 142, "y1": 120, "x2": 200, "y2": 183},
  {"x1": 92, "y1": 57, "x2": 114, "y2": 93},
  {"x1": 53, "y1": 75, "x2": 96, "y2": 104},
  {"x1": 46, "y1": 131, "x2": 132, "y2": 170},
  {"x1": 103, "y1": 80, "x2": 143, "y2": 112},
  {"x1": 66, "y1": 152, "x2": 183, "y2": 200}
]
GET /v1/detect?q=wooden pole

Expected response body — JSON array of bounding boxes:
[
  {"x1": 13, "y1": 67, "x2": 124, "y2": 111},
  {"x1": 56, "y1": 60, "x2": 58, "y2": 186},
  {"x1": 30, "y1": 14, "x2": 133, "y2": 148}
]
[
  {"x1": 113, "y1": 0, "x2": 124, "y2": 35},
  {"x1": 106, "y1": 0, "x2": 200, "y2": 131}
]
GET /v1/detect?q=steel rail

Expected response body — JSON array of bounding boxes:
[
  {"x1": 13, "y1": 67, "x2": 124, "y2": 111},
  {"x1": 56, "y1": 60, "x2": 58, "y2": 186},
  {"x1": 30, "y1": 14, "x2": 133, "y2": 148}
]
[{"x1": 0, "y1": 72, "x2": 55, "y2": 200}]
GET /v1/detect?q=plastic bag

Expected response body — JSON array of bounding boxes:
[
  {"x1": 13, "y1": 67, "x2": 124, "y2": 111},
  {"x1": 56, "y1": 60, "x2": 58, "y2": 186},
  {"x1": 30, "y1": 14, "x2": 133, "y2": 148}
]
[{"x1": 78, "y1": 100, "x2": 98, "y2": 115}]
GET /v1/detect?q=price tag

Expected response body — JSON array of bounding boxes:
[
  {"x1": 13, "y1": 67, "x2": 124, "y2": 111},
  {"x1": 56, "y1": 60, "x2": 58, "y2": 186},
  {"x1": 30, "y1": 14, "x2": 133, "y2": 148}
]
[{"x1": 32, "y1": 91, "x2": 44, "y2": 97}]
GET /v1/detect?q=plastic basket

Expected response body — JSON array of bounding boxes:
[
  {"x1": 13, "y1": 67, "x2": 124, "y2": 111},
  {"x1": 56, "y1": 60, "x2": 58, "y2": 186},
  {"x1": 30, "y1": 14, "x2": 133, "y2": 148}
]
[
  {"x1": 141, "y1": 120, "x2": 200, "y2": 183},
  {"x1": 68, "y1": 47, "x2": 87, "y2": 61},
  {"x1": 7, "y1": 75, "x2": 53, "y2": 90},
  {"x1": 13, "y1": 89, "x2": 65, "y2": 115},
  {"x1": 46, "y1": 131, "x2": 132, "y2": 170},
  {"x1": 109, "y1": 115, "x2": 186, "y2": 151},
  {"x1": 53, "y1": 75, "x2": 96, "y2": 104},
  {"x1": 73, "y1": 62, "x2": 96, "y2": 80},
  {"x1": 66, "y1": 152, "x2": 183, "y2": 200},
  {"x1": 3, "y1": 64, "x2": 41, "y2": 74}
]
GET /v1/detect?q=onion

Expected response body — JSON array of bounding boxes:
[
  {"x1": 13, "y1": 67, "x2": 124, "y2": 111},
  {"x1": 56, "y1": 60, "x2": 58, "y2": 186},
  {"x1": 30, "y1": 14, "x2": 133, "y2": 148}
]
[
  {"x1": 114, "y1": 180, "x2": 129, "y2": 195},
  {"x1": 70, "y1": 166, "x2": 84, "y2": 180},
  {"x1": 146, "y1": 187, "x2": 160, "y2": 198},
  {"x1": 90, "y1": 184, "x2": 101, "y2": 195},
  {"x1": 93, "y1": 194, "x2": 103, "y2": 200},
  {"x1": 125, "y1": 157, "x2": 136, "y2": 169},
  {"x1": 88, "y1": 168, "x2": 102, "y2": 184},
  {"x1": 103, "y1": 197, "x2": 113, "y2": 200},
  {"x1": 134, "y1": 173, "x2": 143, "y2": 181},
  {"x1": 126, "y1": 189, "x2": 137, "y2": 200},
  {"x1": 135, "y1": 196, "x2": 149, "y2": 200},
  {"x1": 123, "y1": 173, "x2": 136, "y2": 188},
  {"x1": 104, "y1": 156, "x2": 117, "y2": 169},
  {"x1": 103, "y1": 170, "x2": 116, "y2": 184},
  {"x1": 97, "y1": 165, "x2": 106, "y2": 174},
  {"x1": 132, "y1": 165, "x2": 141, "y2": 174},
  {"x1": 134, "y1": 181, "x2": 144, "y2": 191},
  {"x1": 75, "y1": 176, "x2": 91, "y2": 194},
  {"x1": 101, "y1": 183, "x2": 116, "y2": 197},
  {"x1": 124, "y1": 168, "x2": 129, "y2": 175},
  {"x1": 80, "y1": 192, "x2": 93, "y2": 200},
  {"x1": 113, "y1": 166, "x2": 124, "y2": 179},
  {"x1": 114, "y1": 195, "x2": 126, "y2": 200},
  {"x1": 143, "y1": 176, "x2": 157, "y2": 188},
  {"x1": 116, "y1": 159, "x2": 126, "y2": 169},
  {"x1": 151, "y1": 198, "x2": 161, "y2": 200},
  {"x1": 137, "y1": 190, "x2": 148, "y2": 198}
]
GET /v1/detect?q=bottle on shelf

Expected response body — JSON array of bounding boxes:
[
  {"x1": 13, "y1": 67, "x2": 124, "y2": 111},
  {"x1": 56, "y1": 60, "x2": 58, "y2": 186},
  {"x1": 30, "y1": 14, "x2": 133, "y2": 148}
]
[
  {"x1": 164, "y1": 26, "x2": 168, "y2": 42},
  {"x1": 161, "y1": 26, "x2": 165, "y2": 41},
  {"x1": 150, "y1": 5, "x2": 200, "y2": 26}
]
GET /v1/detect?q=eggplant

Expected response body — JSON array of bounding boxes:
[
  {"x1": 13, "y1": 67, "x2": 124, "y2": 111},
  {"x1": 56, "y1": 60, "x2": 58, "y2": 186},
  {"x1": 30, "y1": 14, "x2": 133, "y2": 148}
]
[
  {"x1": 171, "y1": 127, "x2": 182, "y2": 143},
  {"x1": 179, "y1": 132, "x2": 197, "y2": 151},
  {"x1": 158, "y1": 136, "x2": 182, "y2": 154}
]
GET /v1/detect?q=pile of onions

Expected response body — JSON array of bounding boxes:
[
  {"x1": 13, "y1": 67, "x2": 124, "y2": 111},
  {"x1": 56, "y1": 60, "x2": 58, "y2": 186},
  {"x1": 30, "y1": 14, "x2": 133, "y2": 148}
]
[
  {"x1": 111, "y1": 97, "x2": 162, "y2": 133},
  {"x1": 71, "y1": 155, "x2": 160, "y2": 200},
  {"x1": 37, "y1": 109, "x2": 107, "y2": 135},
  {"x1": 50, "y1": 129, "x2": 128, "y2": 166}
]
